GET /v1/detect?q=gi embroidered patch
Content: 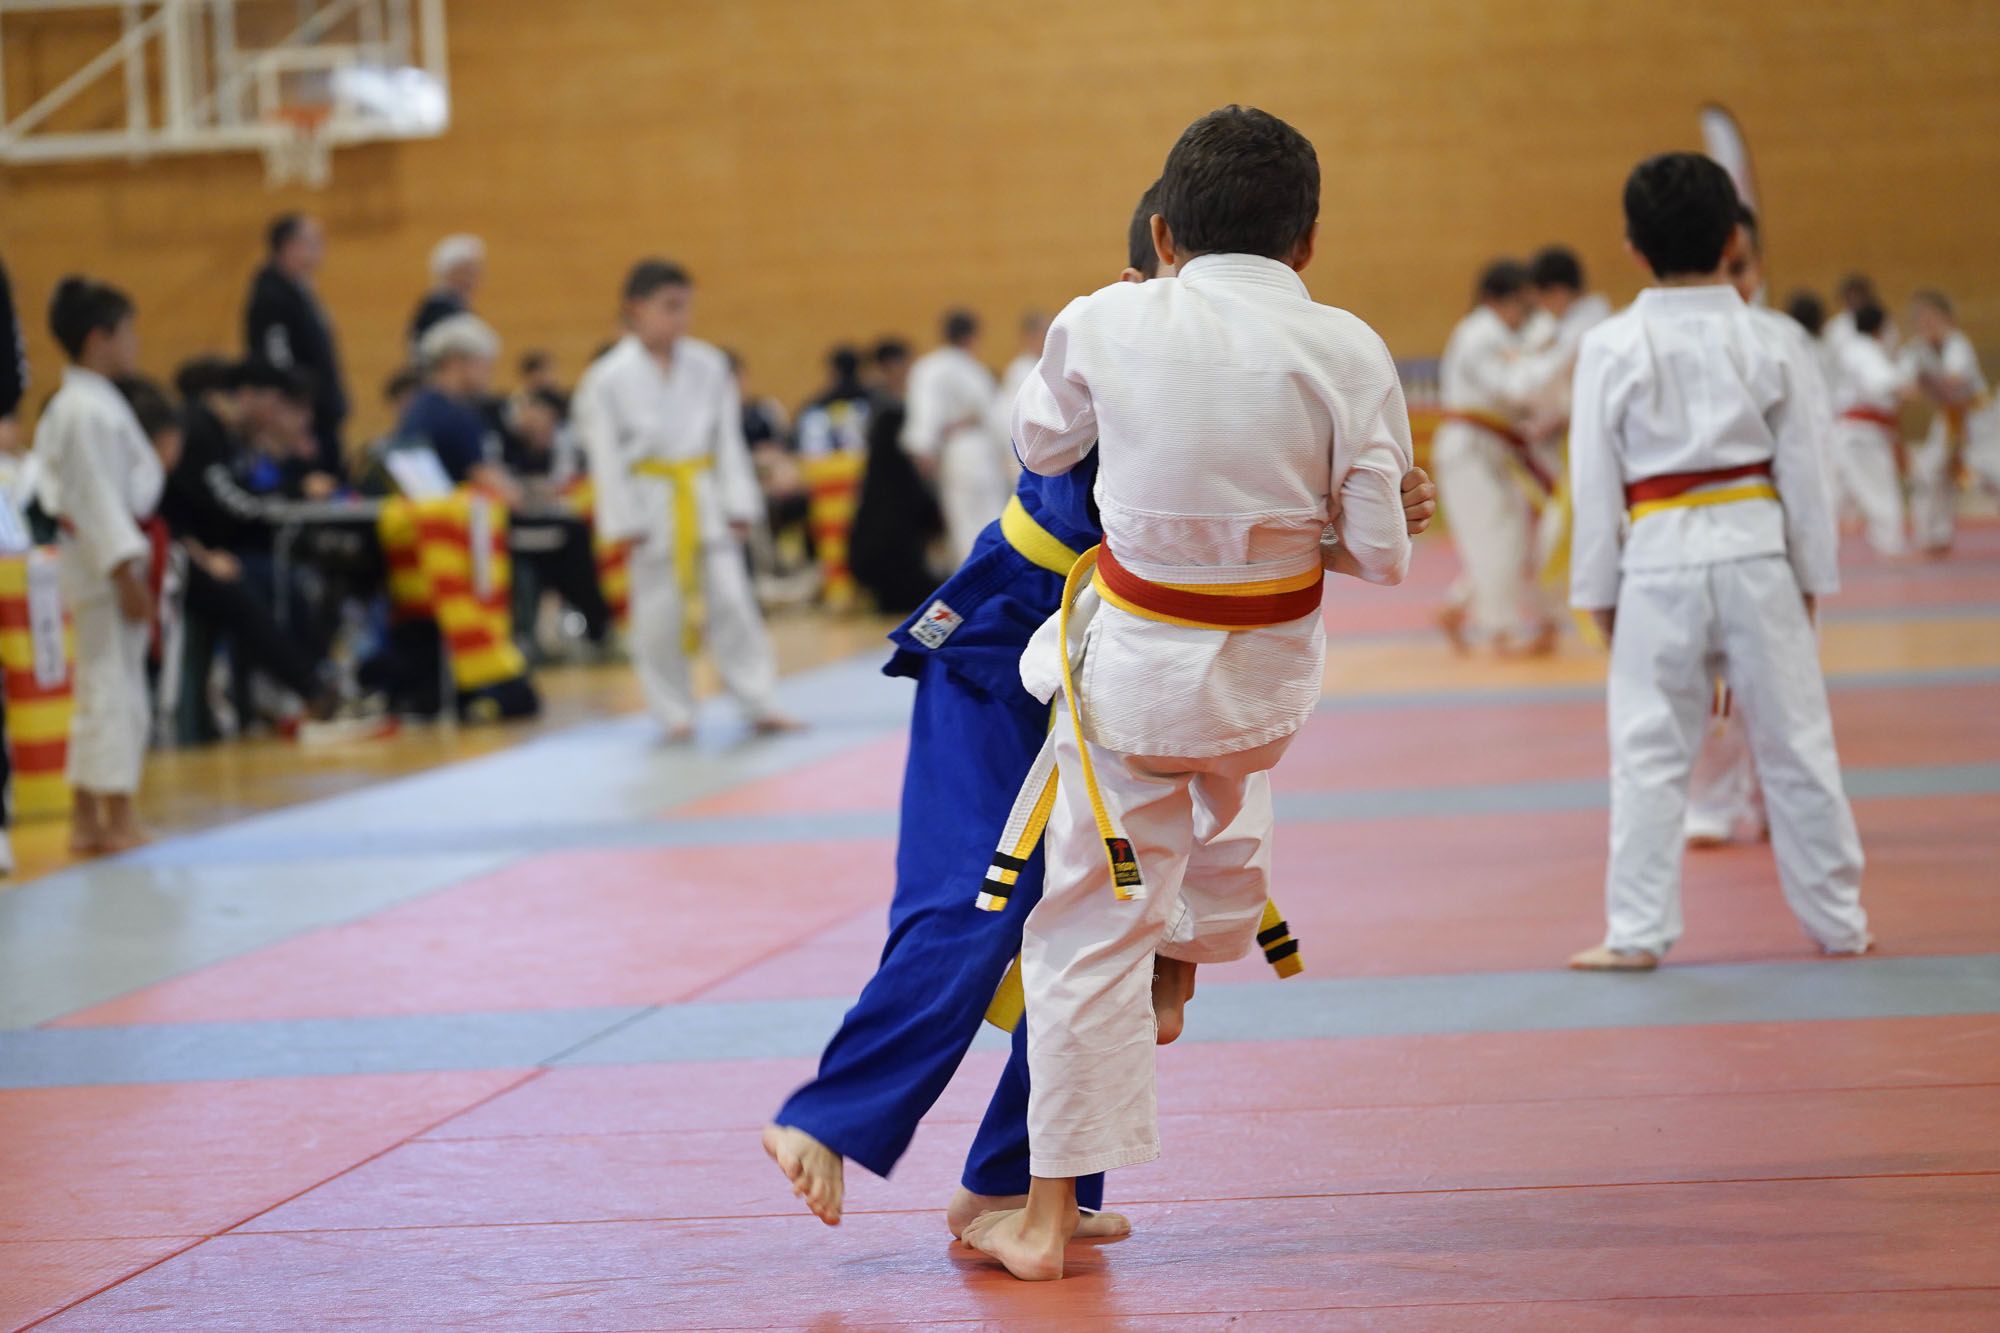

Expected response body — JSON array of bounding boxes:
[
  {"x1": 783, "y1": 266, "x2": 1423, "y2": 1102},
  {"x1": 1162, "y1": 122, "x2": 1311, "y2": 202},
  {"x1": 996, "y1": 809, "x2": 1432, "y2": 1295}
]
[{"x1": 910, "y1": 600, "x2": 964, "y2": 649}]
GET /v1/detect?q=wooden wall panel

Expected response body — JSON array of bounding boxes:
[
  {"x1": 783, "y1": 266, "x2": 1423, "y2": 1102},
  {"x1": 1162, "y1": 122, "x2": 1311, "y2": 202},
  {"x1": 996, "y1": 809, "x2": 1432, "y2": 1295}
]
[{"x1": 2, "y1": 0, "x2": 1996, "y2": 439}]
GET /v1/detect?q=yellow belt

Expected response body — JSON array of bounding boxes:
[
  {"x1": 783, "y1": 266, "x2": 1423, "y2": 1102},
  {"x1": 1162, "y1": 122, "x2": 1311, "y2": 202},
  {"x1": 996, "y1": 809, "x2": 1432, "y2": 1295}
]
[
  {"x1": 634, "y1": 456, "x2": 714, "y2": 654},
  {"x1": 1628, "y1": 481, "x2": 1779, "y2": 524},
  {"x1": 1000, "y1": 495, "x2": 1080, "y2": 576}
]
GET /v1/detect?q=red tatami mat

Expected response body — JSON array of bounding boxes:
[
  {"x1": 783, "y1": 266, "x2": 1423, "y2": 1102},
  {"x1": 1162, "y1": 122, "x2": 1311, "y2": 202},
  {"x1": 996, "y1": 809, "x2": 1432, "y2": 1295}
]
[
  {"x1": 54, "y1": 841, "x2": 899, "y2": 1026},
  {"x1": 39, "y1": 1178, "x2": 2000, "y2": 1329}
]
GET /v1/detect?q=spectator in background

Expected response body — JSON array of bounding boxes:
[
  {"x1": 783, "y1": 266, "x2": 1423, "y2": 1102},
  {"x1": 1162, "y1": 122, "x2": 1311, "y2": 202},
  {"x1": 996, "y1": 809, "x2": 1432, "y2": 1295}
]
[
  {"x1": 409, "y1": 234, "x2": 486, "y2": 353},
  {"x1": 904, "y1": 308, "x2": 1003, "y2": 562},
  {"x1": 241, "y1": 368, "x2": 336, "y2": 500},
  {"x1": 987, "y1": 310, "x2": 1047, "y2": 465},
  {"x1": 0, "y1": 252, "x2": 23, "y2": 438},
  {"x1": 35, "y1": 277, "x2": 161, "y2": 855},
  {"x1": 503, "y1": 387, "x2": 613, "y2": 654},
  {"x1": 851, "y1": 336, "x2": 943, "y2": 613},
  {"x1": 244, "y1": 213, "x2": 348, "y2": 478},
  {"x1": 518, "y1": 349, "x2": 560, "y2": 396},
  {"x1": 398, "y1": 313, "x2": 518, "y2": 498},
  {"x1": 732, "y1": 350, "x2": 810, "y2": 575}
]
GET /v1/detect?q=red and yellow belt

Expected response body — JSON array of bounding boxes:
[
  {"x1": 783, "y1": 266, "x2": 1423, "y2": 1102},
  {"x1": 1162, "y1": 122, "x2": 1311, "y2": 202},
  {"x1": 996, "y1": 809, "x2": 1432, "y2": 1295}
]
[{"x1": 1625, "y1": 461, "x2": 1776, "y2": 523}]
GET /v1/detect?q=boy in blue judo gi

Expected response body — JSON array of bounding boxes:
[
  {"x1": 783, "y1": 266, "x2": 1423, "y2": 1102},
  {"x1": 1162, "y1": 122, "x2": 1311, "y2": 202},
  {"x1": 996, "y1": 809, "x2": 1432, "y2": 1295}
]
[{"x1": 763, "y1": 183, "x2": 1439, "y2": 1234}]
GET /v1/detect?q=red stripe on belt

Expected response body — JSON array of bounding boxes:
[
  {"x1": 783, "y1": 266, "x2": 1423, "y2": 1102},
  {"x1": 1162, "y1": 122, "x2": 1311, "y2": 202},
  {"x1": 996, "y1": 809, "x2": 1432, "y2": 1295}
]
[
  {"x1": 1095, "y1": 543, "x2": 1324, "y2": 628},
  {"x1": 1624, "y1": 461, "x2": 1773, "y2": 508}
]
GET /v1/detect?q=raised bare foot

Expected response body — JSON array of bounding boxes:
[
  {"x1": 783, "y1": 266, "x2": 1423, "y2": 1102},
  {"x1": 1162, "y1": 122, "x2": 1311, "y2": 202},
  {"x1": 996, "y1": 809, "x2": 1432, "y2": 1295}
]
[
  {"x1": 1151, "y1": 955, "x2": 1197, "y2": 1044},
  {"x1": 751, "y1": 714, "x2": 807, "y2": 736},
  {"x1": 946, "y1": 1187, "x2": 1129, "y2": 1241},
  {"x1": 1568, "y1": 944, "x2": 1661, "y2": 972},
  {"x1": 960, "y1": 1205, "x2": 1075, "y2": 1281},
  {"x1": 762, "y1": 1123, "x2": 845, "y2": 1225}
]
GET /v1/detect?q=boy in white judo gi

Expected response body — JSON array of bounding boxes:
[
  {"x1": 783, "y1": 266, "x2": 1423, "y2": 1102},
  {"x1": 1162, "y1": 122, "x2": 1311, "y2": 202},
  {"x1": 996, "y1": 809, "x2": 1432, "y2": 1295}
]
[
  {"x1": 33, "y1": 277, "x2": 163, "y2": 854},
  {"x1": 574, "y1": 260, "x2": 797, "y2": 741},
  {"x1": 1566, "y1": 153, "x2": 1871, "y2": 972},
  {"x1": 1830, "y1": 303, "x2": 1914, "y2": 559},
  {"x1": 961, "y1": 106, "x2": 1412, "y2": 1281},
  {"x1": 1434, "y1": 260, "x2": 1554, "y2": 655},
  {"x1": 903, "y1": 309, "x2": 1008, "y2": 564},
  {"x1": 1902, "y1": 290, "x2": 1999, "y2": 556}
]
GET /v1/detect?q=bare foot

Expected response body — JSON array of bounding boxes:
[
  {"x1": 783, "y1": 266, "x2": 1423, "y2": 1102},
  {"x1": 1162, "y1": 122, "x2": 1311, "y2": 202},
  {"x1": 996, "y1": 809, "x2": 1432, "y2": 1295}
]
[
  {"x1": 1568, "y1": 944, "x2": 1661, "y2": 972},
  {"x1": 1436, "y1": 604, "x2": 1470, "y2": 655},
  {"x1": 67, "y1": 833, "x2": 110, "y2": 857},
  {"x1": 946, "y1": 1187, "x2": 1129, "y2": 1241},
  {"x1": 100, "y1": 827, "x2": 150, "y2": 854},
  {"x1": 1151, "y1": 956, "x2": 1197, "y2": 1044},
  {"x1": 960, "y1": 1204, "x2": 1076, "y2": 1282},
  {"x1": 1498, "y1": 621, "x2": 1559, "y2": 658},
  {"x1": 762, "y1": 1123, "x2": 845, "y2": 1225},
  {"x1": 662, "y1": 723, "x2": 696, "y2": 746},
  {"x1": 751, "y1": 714, "x2": 807, "y2": 736}
]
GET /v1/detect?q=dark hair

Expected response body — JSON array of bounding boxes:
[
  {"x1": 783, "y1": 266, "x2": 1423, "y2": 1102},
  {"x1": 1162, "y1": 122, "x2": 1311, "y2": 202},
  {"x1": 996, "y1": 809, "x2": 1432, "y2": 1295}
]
[
  {"x1": 1853, "y1": 302, "x2": 1886, "y2": 337},
  {"x1": 942, "y1": 308, "x2": 978, "y2": 345},
  {"x1": 1785, "y1": 290, "x2": 1827, "y2": 338},
  {"x1": 873, "y1": 337, "x2": 911, "y2": 367},
  {"x1": 267, "y1": 213, "x2": 307, "y2": 255},
  {"x1": 115, "y1": 375, "x2": 178, "y2": 441},
  {"x1": 828, "y1": 344, "x2": 861, "y2": 379},
  {"x1": 1837, "y1": 272, "x2": 1875, "y2": 304},
  {"x1": 1128, "y1": 179, "x2": 1163, "y2": 276},
  {"x1": 623, "y1": 258, "x2": 691, "y2": 302},
  {"x1": 1476, "y1": 259, "x2": 1530, "y2": 305},
  {"x1": 174, "y1": 355, "x2": 239, "y2": 401},
  {"x1": 48, "y1": 276, "x2": 135, "y2": 360},
  {"x1": 384, "y1": 366, "x2": 423, "y2": 402},
  {"x1": 1156, "y1": 105, "x2": 1318, "y2": 261},
  {"x1": 519, "y1": 349, "x2": 552, "y2": 378},
  {"x1": 1528, "y1": 246, "x2": 1585, "y2": 293},
  {"x1": 1622, "y1": 152, "x2": 1741, "y2": 279},
  {"x1": 1912, "y1": 288, "x2": 1954, "y2": 320}
]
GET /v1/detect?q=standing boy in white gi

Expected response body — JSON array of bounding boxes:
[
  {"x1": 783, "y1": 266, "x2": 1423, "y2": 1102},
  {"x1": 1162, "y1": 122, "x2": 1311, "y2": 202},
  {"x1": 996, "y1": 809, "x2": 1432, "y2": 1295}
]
[
  {"x1": 574, "y1": 260, "x2": 796, "y2": 741},
  {"x1": 903, "y1": 309, "x2": 1006, "y2": 563},
  {"x1": 1566, "y1": 153, "x2": 1870, "y2": 972},
  {"x1": 34, "y1": 277, "x2": 162, "y2": 854},
  {"x1": 1434, "y1": 261, "x2": 1552, "y2": 655},
  {"x1": 1831, "y1": 303, "x2": 1913, "y2": 559},
  {"x1": 1902, "y1": 291, "x2": 1999, "y2": 556},
  {"x1": 962, "y1": 106, "x2": 1412, "y2": 1281}
]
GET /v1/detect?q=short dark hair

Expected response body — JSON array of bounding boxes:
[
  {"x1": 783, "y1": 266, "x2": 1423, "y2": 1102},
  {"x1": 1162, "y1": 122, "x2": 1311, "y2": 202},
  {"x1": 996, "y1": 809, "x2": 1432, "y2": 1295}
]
[
  {"x1": 115, "y1": 375, "x2": 178, "y2": 440},
  {"x1": 1622, "y1": 152, "x2": 1741, "y2": 279},
  {"x1": 267, "y1": 213, "x2": 307, "y2": 255},
  {"x1": 942, "y1": 308, "x2": 978, "y2": 344},
  {"x1": 1837, "y1": 272, "x2": 1875, "y2": 304},
  {"x1": 1128, "y1": 179, "x2": 1163, "y2": 276},
  {"x1": 48, "y1": 276, "x2": 135, "y2": 360},
  {"x1": 1157, "y1": 105, "x2": 1319, "y2": 261},
  {"x1": 1912, "y1": 289, "x2": 1954, "y2": 320},
  {"x1": 1785, "y1": 290, "x2": 1827, "y2": 338},
  {"x1": 1476, "y1": 259, "x2": 1530, "y2": 305},
  {"x1": 827, "y1": 344, "x2": 861, "y2": 380},
  {"x1": 1854, "y1": 302, "x2": 1886, "y2": 337},
  {"x1": 174, "y1": 355, "x2": 239, "y2": 401},
  {"x1": 623, "y1": 258, "x2": 692, "y2": 302},
  {"x1": 873, "y1": 337, "x2": 910, "y2": 367},
  {"x1": 1528, "y1": 246, "x2": 1584, "y2": 293},
  {"x1": 519, "y1": 349, "x2": 552, "y2": 379}
]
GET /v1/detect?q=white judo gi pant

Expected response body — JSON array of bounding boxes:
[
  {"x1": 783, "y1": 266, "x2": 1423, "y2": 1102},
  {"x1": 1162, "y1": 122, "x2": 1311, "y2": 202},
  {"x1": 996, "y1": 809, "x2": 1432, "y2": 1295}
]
[
  {"x1": 1603, "y1": 555, "x2": 1868, "y2": 955},
  {"x1": 627, "y1": 541, "x2": 780, "y2": 732},
  {"x1": 1021, "y1": 714, "x2": 1285, "y2": 1178},
  {"x1": 61, "y1": 548, "x2": 151, "y2": 796},
  {"x1": 1435, "y1": 427, "x2": 1546, "y2": 643},
  {"x1": 1834, "y1": 421, "x2": 1908, "y2": 558},
  {"x1": 1908, "y1": 410, "x2": 2000, "y2": 553}
]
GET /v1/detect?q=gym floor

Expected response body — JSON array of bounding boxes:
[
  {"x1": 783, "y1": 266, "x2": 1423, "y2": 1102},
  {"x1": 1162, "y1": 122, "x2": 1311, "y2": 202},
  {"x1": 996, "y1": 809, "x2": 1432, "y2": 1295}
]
[{"x1": 3, "y1": 528, "x2": 1997, "y2": 1329}]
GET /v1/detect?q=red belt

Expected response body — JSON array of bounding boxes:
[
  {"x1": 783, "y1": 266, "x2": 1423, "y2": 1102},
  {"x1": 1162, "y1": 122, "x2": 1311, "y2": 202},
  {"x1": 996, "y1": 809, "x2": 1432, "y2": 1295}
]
[
  {"x1": 1440, "y1": 410, "x2": 1554, "y2": 496},
  {"x1": 1094, "y1": 542, "x2": 1324, "y2": 629},
  {"x1": 1841, "y1": 406, "x2": 1898, "y2": 431},
  {"x1": 1624, "y1": 461, "x2": 1773, "y2": 508}
]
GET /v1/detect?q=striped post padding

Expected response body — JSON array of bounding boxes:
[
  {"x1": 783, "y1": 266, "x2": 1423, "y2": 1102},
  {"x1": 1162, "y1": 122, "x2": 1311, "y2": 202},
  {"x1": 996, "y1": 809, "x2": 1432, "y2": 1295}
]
[
  {"x1": 0, "y1": 548, "x2": 76, "y2": 820},
  {"x1": 800, "y1": 449, "x2": 865, "y2": 610},
  {"x1": 378, "y1": 491, "x2": 532, "y2": 695}
]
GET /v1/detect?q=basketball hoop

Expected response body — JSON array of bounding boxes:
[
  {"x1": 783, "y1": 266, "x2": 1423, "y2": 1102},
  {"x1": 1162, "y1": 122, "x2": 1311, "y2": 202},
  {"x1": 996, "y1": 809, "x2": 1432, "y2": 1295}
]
[{"x1": 263, "y1": 103, "x2": 335, "y2": 190}]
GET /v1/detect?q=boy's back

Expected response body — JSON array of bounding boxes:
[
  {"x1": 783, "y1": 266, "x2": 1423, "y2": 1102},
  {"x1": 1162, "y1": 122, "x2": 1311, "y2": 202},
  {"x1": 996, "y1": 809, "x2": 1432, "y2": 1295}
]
[
  {"x1": 1570, "y1": 285, "x2": 1839, "y2": 616},
  {"x1": 1014, "y1": 256, "x2": 1411, "y2": 756}
]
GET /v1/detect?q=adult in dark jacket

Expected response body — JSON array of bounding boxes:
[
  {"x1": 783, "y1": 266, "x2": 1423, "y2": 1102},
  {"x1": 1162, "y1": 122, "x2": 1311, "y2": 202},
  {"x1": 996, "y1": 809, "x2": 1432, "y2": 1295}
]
[
  {"x1": 0, "y1": 255, "x2": 24, "y2": 422},
  {"x1": 849, "y1": 338, "x2": 945, "y2": 614},
  {"x1": 243, "y1": 213, "x2": 348, "y2": 478}
]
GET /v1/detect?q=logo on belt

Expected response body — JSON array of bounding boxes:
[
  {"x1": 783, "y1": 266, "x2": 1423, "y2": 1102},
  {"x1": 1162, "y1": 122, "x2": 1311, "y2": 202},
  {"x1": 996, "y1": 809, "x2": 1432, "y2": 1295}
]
[{"x1": 1105, "y1": 837, "x2": 1141, "y2": 890}]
